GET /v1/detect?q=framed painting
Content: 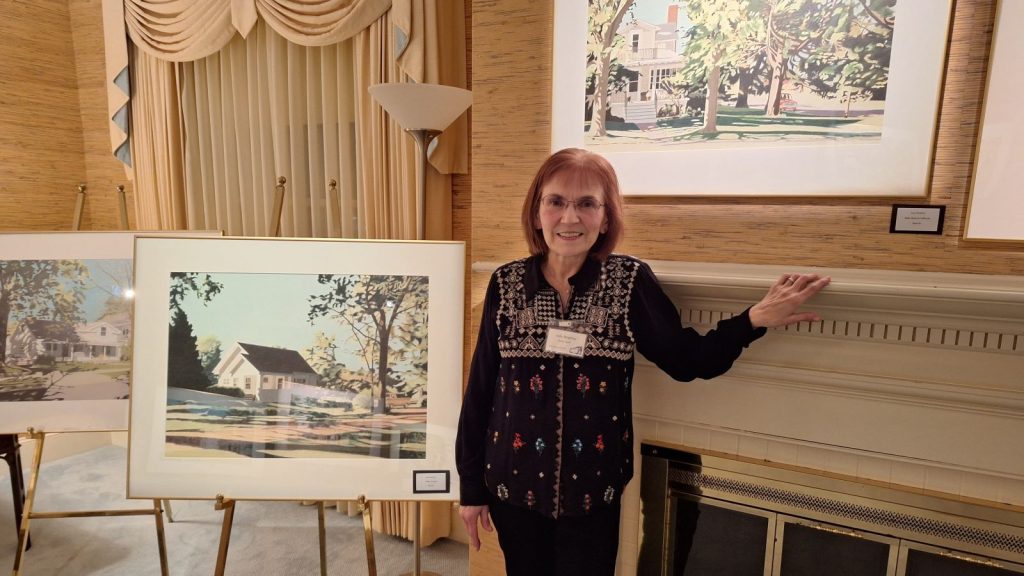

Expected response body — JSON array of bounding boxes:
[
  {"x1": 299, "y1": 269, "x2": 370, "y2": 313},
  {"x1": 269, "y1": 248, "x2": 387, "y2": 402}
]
[
  {"x1": 0, "y1": 231, "x2": 220, "y2": 434},
  {"x1": 964, "y1": 0, "x2": 1024, "y2": 241},
  {"x1": 127, "y1": 237, "x2": 465, "y2": 501},
  {"x1": 552, "y1": 0, "x2": 953, "y2": 196}
]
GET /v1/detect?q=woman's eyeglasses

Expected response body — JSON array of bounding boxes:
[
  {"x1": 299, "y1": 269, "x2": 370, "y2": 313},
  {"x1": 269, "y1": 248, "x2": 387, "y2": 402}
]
[{"x1": 539, "y1": 195, "x2": 605, "y2": 217}]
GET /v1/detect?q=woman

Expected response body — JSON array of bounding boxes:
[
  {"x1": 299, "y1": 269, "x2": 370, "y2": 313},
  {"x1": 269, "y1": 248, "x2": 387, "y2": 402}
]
[{"x1": 456, "y1": 148, "x2": 829, "y2": 575}]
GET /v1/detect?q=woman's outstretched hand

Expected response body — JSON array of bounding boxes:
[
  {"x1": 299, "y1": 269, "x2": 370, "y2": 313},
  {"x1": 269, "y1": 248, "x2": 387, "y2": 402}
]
[
  {"x1": 459, "y1": 504, "x2": 493, "y2": 551},
  {"x1": 749, "y1": 273, "x2": 831, "y2": 329}
]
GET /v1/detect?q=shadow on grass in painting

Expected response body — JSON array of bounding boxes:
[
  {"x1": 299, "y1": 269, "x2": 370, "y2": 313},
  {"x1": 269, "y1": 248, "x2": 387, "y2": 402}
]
[{"x1": 164, "y1": 397, "x2": 427, "y2": 459}]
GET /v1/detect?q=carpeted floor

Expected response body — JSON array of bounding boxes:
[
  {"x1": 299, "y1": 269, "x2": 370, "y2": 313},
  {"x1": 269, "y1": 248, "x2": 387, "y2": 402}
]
[{"x1": 0, "y1": 445, "x2": 467, "y2": 575}]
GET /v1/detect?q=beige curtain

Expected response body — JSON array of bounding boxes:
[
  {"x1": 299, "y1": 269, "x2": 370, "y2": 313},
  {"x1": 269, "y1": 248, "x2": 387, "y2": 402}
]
[
  {"x1": 123, "y1": 0, "x2": 391, "y2": 61},
  {"x1": 178, "y1": 20, "x2": 357, "y2": 237},
  {"x1": 130, "y1": 47, "x2": 187, "y2": 230}
]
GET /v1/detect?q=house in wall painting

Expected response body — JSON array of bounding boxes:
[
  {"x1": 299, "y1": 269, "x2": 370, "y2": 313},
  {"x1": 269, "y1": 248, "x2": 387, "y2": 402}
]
[
  {"x1": 587, "y1": 0, "x2": 896, "y2": 150},
  {"x1": 6, "y1": 314, "x2": 130, "y2": 365},
  {"x1": 214, "y1": 342, "x2": 320, "y2": 401}
]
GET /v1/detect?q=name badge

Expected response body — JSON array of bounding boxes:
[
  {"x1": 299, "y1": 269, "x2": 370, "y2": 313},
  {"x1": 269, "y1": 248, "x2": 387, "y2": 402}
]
[{"x1": 544, "y1": 327, "x2": 587, "y2": 358}]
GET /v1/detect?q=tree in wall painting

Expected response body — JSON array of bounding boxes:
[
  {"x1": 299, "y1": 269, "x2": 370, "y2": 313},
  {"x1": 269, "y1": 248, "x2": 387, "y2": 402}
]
[
  {"x1": 0, "y1": 259, "x2": 133, "y2": 402},
  {"x1": 164, "y1": 271, "x2": 430, "y2": 459},
  {"x1": 586, "y1": 0, "x2": 896, "y2": 149}
]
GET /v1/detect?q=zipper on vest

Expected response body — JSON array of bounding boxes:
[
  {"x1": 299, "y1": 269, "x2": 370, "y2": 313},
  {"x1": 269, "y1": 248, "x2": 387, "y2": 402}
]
[{"x1": 552, "y1": 284, "x2": 572, "y2": 517}]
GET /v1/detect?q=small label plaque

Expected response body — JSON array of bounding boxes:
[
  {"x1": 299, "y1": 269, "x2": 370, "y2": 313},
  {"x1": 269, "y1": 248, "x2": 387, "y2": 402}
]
[
  {"x1": 413, "y1": 470, "x2": 451, "y2": 494},
  {"x1": 890, "y1": 204, "x2": 945, "y2": 234}
]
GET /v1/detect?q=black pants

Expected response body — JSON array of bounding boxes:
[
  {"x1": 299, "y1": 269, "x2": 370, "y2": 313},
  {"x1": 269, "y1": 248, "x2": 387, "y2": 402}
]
[{"x1": 488, "y1": 499, "x2": 621, "y2": 576}]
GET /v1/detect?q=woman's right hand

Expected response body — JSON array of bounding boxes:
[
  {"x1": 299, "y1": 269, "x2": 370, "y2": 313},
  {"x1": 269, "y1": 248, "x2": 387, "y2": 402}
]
[{"x1": 458, "y1": 504, "x2": 493, "y2": 551}]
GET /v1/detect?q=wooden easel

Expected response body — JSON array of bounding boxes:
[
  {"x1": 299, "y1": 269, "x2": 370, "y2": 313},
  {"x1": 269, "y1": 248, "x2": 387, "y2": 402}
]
[
  {"x1": 210, "y1": 494, "x2": 378, "y2": 576},
  {"x1": 10, "y1": 429, "x2": 169, "y2": 576}
]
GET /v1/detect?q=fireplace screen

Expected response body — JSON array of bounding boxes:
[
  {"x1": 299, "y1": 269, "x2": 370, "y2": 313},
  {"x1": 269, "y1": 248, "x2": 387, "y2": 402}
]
[{"x1": 639, "y1": 443, "x2": 1024, "y2": 576}]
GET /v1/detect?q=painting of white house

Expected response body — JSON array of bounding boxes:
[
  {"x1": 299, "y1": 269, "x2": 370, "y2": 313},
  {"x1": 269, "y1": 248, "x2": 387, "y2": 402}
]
[
  {"x1": 586, "y1": 0, "x2": 896, "y2": 150},
  {"x1": 1, "y1": 258, "x2": 133, "y2": 404},
  {"x1": 165, "y1": 271, "x2": 430, "y2": 459}
]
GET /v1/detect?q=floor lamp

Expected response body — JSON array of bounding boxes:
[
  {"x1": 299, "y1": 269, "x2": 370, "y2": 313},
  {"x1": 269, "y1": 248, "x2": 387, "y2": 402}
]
[
  {"x1": 368, "y1": 82, "x2": 471, "y2": 575},
  {"x1": 368, "y1": 82, "x2": 472, "y2": 240}
]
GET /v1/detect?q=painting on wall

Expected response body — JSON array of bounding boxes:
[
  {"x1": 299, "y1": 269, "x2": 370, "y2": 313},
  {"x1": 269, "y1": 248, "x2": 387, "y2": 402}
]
[
  {"x1": 0, "y1": 231, "x2": 220, "y2": 434},
  {"x1": 552, "y1": 0, "x2": 953, "y2": 195},
  {"x1": 965, "y1": 0, "x2": 1024, "y2": 242},
  {"x1": 128, "y1": 237, "x2": 464, "y2": 500}
]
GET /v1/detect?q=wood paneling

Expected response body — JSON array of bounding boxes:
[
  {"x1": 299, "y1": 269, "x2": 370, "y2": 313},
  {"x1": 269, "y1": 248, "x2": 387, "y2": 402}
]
[
  {"x1": 0, "y1": 0, "x2": 131, "y2": 232},
  {"x1": 0, "y1": 0, "x2": 87, "y2": 231}
]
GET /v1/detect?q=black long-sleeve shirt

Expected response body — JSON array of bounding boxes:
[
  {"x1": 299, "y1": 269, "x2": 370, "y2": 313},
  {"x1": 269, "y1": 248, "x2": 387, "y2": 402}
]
[{"x1": 456, "y1": 254, "x2": 766, "y2": 518}]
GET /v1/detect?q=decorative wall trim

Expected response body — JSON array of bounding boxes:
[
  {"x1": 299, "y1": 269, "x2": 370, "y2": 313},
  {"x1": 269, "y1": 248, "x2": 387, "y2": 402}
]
[{"x1": 474, "y1": 259, "x2": 1024, "y2": 485}]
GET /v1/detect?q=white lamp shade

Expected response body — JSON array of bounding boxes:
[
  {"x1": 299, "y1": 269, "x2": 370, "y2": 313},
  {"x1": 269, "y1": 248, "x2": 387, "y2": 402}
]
[{"x1": 368, "y1": 83, "x2": 472, "y2": 131}]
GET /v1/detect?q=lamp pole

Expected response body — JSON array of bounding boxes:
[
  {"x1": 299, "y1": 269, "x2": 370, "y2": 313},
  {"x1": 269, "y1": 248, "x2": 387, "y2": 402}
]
[{"x1": 408, "y1": 129, "x2": 442, "y2": 241}]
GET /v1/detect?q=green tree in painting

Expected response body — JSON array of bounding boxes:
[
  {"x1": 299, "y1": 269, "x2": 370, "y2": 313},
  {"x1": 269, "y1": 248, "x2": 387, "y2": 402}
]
[
  {"x1": 168, "y1": 272, "x2": 223, "y2": 313},
  {"x1": 0, "y1": 260, "x2": 88, "y2": 366},
  {"x1": 196, "y1": 335, "x2": 223, "y2": 382},
  {"x1": 308, "y1": 275, "x2": 428, "y2": 414},
  {"x1": 754, "y1": 0, "x2": 891, "y2": 117},
  {"x1": 303, "y1": 331, "x2": 345, "y2": 390},
  {"x1": 587, "y1": 0, "x2": 637, "y2": 137},
  {"x1": 795, "y1": 0, "x2": 894, "y2": 117},
  {"x1": 167, "y1": 308, "x2": 211, "y2": 391},
  {"x1": 676, "y1": 0, "x2": 764, "y2": 132}
]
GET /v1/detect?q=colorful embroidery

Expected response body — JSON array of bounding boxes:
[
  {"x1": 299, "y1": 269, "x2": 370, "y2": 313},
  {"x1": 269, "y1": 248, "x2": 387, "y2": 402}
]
[
  {"x1": 594, "y1": 434, "x2": 605, "y2": 453},
  {"x1": 576, "y1": 374, "x2": 590, "y2": 397},
  {"x1": 512, "y1": 432, "x2": 525, "y2": 452},
  {"x1": 604, "y1": 486, "x2": 615, "y2": 504},
  {"x1": 492, "y1": 430, "x2": 500, "y2": 444},
  {"x1": 572, "y1": 438, "x2": 583, "y2": 456},
  {"x1": 535, "y1": 437, "x2": 546, "y2": 455},
  {"x1": 525, "y1": 490, "x2": 536, "y2": 508},
  {"x1": 513, "y1": 380, "x2": 521, "y2": 394},
  {"x1": 599, "y1": 381, "x2": 607, "y2": 395},
  {"x1": 529, "y1": 374, "x2": 543, "y2": 398},
  {"x1": 497, "y1": 484, "x2": 509, "y2": 501},
  {"x1": 499, "y1": 377, "x2": 506, "y2": 394},
  {"x1": 583, "y1": 494, "x2": 592, "y2": 512}
]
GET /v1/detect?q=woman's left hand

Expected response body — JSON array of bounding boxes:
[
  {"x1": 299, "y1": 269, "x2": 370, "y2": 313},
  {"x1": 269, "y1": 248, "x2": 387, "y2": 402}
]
[{"x1": 748, "y1": 273, "x2": 831, "y2": 329}]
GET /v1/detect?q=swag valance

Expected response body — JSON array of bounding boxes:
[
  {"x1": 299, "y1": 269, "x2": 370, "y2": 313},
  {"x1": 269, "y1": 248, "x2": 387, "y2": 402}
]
[{"x1": 124, "y1": 0, "x2": 392, "y2": 61}]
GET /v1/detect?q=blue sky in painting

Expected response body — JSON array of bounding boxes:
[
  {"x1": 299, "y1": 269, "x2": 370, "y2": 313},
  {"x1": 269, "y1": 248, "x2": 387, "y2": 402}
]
[
  {"x1": 81, "y1": 259, "x2": 132, "y2": 321},
  {"x1": 173, "y1": 272, "x2": 396, "y2": 370},
  {"x1": 630, "y1": 0, "x2": 691, "y2": 30}
]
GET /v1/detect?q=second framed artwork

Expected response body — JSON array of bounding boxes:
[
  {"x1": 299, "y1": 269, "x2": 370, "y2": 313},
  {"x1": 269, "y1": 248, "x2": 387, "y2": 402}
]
[
  {"x1": 128, "y1": 237, "x2": 465, "y2": 501},
  {"x1": 552, "y1": 0, "x2": 953, "y2": 196}
]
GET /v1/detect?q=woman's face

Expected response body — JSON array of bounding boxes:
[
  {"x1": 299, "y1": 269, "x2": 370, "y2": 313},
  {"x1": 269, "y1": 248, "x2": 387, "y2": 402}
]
[{"x1": 535, "y1": 178, "x2": 608, "y2": 263}]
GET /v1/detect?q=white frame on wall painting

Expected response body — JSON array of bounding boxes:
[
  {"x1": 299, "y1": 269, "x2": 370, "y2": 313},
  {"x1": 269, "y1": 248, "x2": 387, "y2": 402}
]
[
  {"x1": 964, "y1": 0, "x2": 1024, "y2": 241},
  {"x1": 128, "y1": 237, "x2": 465, "y2": 501},
  {"x1": 0, "y1": 231, "x2": 220, "y2": 434},
  {"x1": 551, "y1": 0, "x2": 953, "y2": 196}
]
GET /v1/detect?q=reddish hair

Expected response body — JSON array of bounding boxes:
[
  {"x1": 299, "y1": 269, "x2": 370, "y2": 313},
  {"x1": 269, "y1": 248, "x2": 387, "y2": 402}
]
[{"x1": 520, "y1": 148, "x2": 624, "y2": 261}]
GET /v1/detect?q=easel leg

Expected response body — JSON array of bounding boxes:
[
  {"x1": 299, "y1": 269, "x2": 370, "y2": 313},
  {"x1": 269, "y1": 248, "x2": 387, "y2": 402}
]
[
  {"x1": 12, "y1": 430, "x2": 45, "y2": 576},
  {"x1": 400, "y1": 501, "x2": 441, "y2": 576},
  {"x1": 2, "y1": 435, "x2": 30, "y2": 550},
  {"x1": 317, "y1": 501, "x2": 327, "y2": 576},
  {"x1": 213, "y1": 496, "x2": 236, "y2": 576},
  {"x1": 153, "y1": 500, "x2": 169, "y2": 576},
  {"x1": 162, "y1": 499, "x2": 174, "y2": 523},
  {"x1": 359, "y1": 496, "x2": 377, "y2": 576}
]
